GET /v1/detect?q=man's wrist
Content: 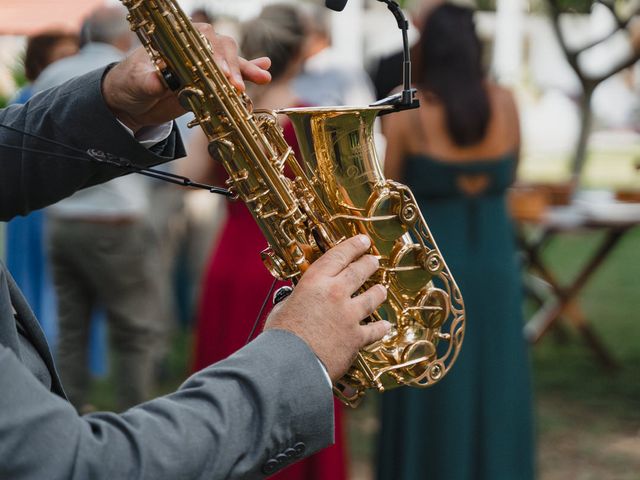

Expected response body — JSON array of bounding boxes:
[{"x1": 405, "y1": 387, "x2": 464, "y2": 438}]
[
  {"x1": 102, "y1": 64, "x2": 142, "y2": 134},
  {"x1": 315, "y1": 358, "x2": 333, "y2": 390}
]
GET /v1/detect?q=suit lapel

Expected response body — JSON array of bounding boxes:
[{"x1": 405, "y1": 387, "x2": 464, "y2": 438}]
[
  {"x1": 0, "y1": 264, "x2": 22, "y2": 358},
  {"x1": 1, "y1": 262, "x2": 66, "y2": 397}
]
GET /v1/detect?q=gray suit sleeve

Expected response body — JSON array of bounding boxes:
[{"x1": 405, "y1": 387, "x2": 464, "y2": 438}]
[
  {"x1": 0, "y1": 329, "x2": 334, "y2": 480},
  {"x1": 0, "y1": 67, "x2": 185, "y2": 221}
]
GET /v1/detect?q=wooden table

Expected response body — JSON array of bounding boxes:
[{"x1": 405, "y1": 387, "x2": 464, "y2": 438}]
[{"x1": 516, "y1": 196, "x2": 640, "y2": 369}]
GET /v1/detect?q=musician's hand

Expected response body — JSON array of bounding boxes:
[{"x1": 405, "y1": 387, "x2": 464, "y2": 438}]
[
  {"x1": 102, "y1": 24, "x2": 271, "y2": 134},
  {"x1": 264, "y1": 235, "x2": 390, "y2": 382}
]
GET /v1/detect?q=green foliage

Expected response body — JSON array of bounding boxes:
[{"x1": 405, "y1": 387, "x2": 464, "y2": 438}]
[
  {"x1": 467, "y1": 0, "x2": 594, "y2": 14},
  {"x1": 476, "y1": 0, "x2": 497, "y2": 11},
  {"x1": 553, "y1": 0, "x2": 594, "y2": 13},
  {"x1": 530, "y1": 0, "x2": 594, "y2": 13},
  {"x1": 12, "y1": 63, "x2": 27, "y2": 90},
  {"x1": 0, "y1": 50, "x2": 27, "y2": 108}
]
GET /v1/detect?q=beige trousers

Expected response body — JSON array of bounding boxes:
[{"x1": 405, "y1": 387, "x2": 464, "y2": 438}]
[{"x1": 47, "y1": 216, "x2": 160, "y2": 412}]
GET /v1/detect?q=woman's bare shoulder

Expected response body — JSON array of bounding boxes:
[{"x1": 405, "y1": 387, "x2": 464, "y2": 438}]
[
  {"x1": 487, "y1": 83, "x2": 519, "y2": 126},
  {"x1": 487, "y1": 82, "x2": 515, "y2": 104}
]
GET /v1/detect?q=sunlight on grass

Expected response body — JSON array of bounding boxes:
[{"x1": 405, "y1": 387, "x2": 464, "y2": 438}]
[{"x1": 519, "y1": 147, "x2": 640, "y2": 189}]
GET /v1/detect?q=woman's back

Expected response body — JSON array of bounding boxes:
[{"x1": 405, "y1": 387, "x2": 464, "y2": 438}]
[
  {"x1": 384, "y1": 82, "x2": 521, "y2": 260},
  {"x1": 397, "y1": 83, "x2": 520, "y2": 258},
  {"x1": 384, "y1": 83, "x2": 520, "y2": 180},
  {"x1": 414, "y1": 84, "x2": 519, "y2": 161},
  {"x1": 404, "y1": 151, "x2": 517, "y2": 266}
]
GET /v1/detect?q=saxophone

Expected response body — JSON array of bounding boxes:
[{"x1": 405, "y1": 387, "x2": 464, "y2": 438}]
[{"x1": 122, "y1": 0, "x2": 465, "y2": 407}]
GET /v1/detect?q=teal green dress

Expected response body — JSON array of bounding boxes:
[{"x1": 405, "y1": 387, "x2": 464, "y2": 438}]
[{"x1": 377, "y1": 153, "x2": 534, "y2": 480}]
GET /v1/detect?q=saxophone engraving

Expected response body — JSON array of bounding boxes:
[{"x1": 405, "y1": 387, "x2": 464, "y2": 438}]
[{"x1": 122, "y1": 0, "x2": 465, "y2": 407}]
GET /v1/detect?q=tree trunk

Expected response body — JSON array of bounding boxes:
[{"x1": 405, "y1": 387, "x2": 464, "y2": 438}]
[{"x1": 570, "y1": 85, "x2": 595, "y2": 187}]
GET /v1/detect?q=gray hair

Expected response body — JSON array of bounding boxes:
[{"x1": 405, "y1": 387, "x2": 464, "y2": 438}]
[
  {"x1": 241, "y1": 3, "x2": 307, "y2": 81},
  {"x1": 80, "y1": 6, "x2": 130, "y2": 47}
]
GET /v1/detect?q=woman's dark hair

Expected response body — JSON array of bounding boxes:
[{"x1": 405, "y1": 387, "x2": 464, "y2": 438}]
[
  {"x1": 24, "y1": 32, "x2": 78, "y2": 82},
  {"x1": 240, "y1": 4, "x2": 306, "y2": 82},
  {"x1": 414, "y1": 4, "x2": 490, "y2": 147}
]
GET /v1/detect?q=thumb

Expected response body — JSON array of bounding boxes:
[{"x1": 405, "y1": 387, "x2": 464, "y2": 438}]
[
  {"x1": 360, "y1": 320, "x2": 391, "y2": 347},
  {"x1": 139, "y1": 62, "x2": 169, "y2": 98}
]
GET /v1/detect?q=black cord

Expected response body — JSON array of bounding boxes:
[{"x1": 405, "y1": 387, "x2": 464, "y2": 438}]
[
  {"x1": 0, "y1": 143, "x2": 97, "y2": 163},
  {"x1": 0, "y1": 122, "x2": 233, "y2": 197},
  {"x1": 0, "y1": 122, "x2": 89, "y2": 155},
  {"x1": 245, "y1": 277, "x2": 279, "y2": 345}
]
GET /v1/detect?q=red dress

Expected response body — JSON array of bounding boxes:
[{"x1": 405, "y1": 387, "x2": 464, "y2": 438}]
[{"x1": 192, "y1": 118, "x2": 348, "y2": 480}]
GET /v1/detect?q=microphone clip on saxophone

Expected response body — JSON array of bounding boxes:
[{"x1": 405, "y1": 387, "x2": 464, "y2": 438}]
[
  {"x1": 326, "y1": 0, "x2": 418, "y2": 114},
  {"x1": 370, "y1": 0, "x2": 419, "y2": 114}
]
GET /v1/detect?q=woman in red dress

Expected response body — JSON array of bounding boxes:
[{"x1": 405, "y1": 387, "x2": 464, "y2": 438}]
[{"x1": 185, "y1": 5, "x2": 348, "y2": 480}]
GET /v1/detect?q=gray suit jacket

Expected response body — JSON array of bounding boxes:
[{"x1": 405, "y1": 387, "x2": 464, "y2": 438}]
[
  {"x1": 33, "y1": 42, "x2": 151, "y2": 218},
  {"x1": 0, "y1": 69, "x2": 333, "y2": 479}
]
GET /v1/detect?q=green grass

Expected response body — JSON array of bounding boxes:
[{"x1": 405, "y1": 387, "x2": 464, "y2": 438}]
[
  {"x1": 519, "y1": 147, "x2": 640, "y2": 189},
  {"x1": 531, "y1": 228, "x2": 640, "y2": 479}
]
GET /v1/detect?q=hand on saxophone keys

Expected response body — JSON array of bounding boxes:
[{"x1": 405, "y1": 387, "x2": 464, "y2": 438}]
[
  {"x1": 101, "y1": 24, "x2": 271, "y2": 134},
  {"x1": 195, "y1": 23, "x2": 272, "y2": 91},
  {"x1": 264, "y1": 235, "x2": 391, "y2": 383}
]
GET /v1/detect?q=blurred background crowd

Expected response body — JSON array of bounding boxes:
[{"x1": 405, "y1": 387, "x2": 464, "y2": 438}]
[{"x1": 0, "y1": 0, "x2": 639, "y2": 479}]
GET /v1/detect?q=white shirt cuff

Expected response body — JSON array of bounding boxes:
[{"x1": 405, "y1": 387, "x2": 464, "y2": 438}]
[
  {"x1": 116, "y1": 119, "x2": 174, "y2": 149},
  {"x1": 316, "y1": 358, "x2": 333, "y2": 389}
]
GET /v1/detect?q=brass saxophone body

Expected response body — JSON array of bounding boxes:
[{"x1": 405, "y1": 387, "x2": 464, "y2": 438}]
[{"x1": 122, "y1": 0, "x2": 465, "y2": 407}]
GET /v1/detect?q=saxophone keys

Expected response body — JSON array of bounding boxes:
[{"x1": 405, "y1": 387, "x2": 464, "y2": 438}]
[
  {"x1": 186, "y1": 114, "x2": 211, "y2": 129},
  {"x1": 417, "y1": 250, "x2": 443, "y2": 274},
  {"x1": 399, "y1": 203, "x2": 418, "y2": 224}
]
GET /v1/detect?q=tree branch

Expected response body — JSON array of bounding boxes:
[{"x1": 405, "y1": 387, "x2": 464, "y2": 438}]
[
  {"x1": 544, "y1": 0, "x2": 640, "y2": 182},
  {"x1": 593, "y1": 49, "x2": 640, "y2": 84},
  {"x1": 550, "y1": 0, "x2": 640, "y2": 57},
  {"x1": 546, "y1": 0, "x2": 640, "y2": 87},
  {"x1": 547, "y1": 0, "x2": 580, "y2": 71}
]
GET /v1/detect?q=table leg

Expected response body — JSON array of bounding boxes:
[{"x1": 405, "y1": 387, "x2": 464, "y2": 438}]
[
  {"x1": 523, "y1": 229, "x2": 583, "y2": 340},
  {"x1": 565, "y1": 301, "x2": 619, "y2": 369},
  {"x1": 523, "y1": 227, "x2": 628, "y2": 368}
]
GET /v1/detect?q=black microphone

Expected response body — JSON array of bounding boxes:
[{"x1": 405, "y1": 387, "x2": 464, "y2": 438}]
[
  {"x1": 369, "y1": 0, "x2": 420, "y2": 114},
  {"x1": 325, "y1": 0, "x2": 418, "y2": 113},
  {"x1": 325, "y1": 0, "x2": 349, "y2": 12}
]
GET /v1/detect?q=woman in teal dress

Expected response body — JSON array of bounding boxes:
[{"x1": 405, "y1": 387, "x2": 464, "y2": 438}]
[{"x1": 376, "y1": 4, "x2": 534, "y2": 480}]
